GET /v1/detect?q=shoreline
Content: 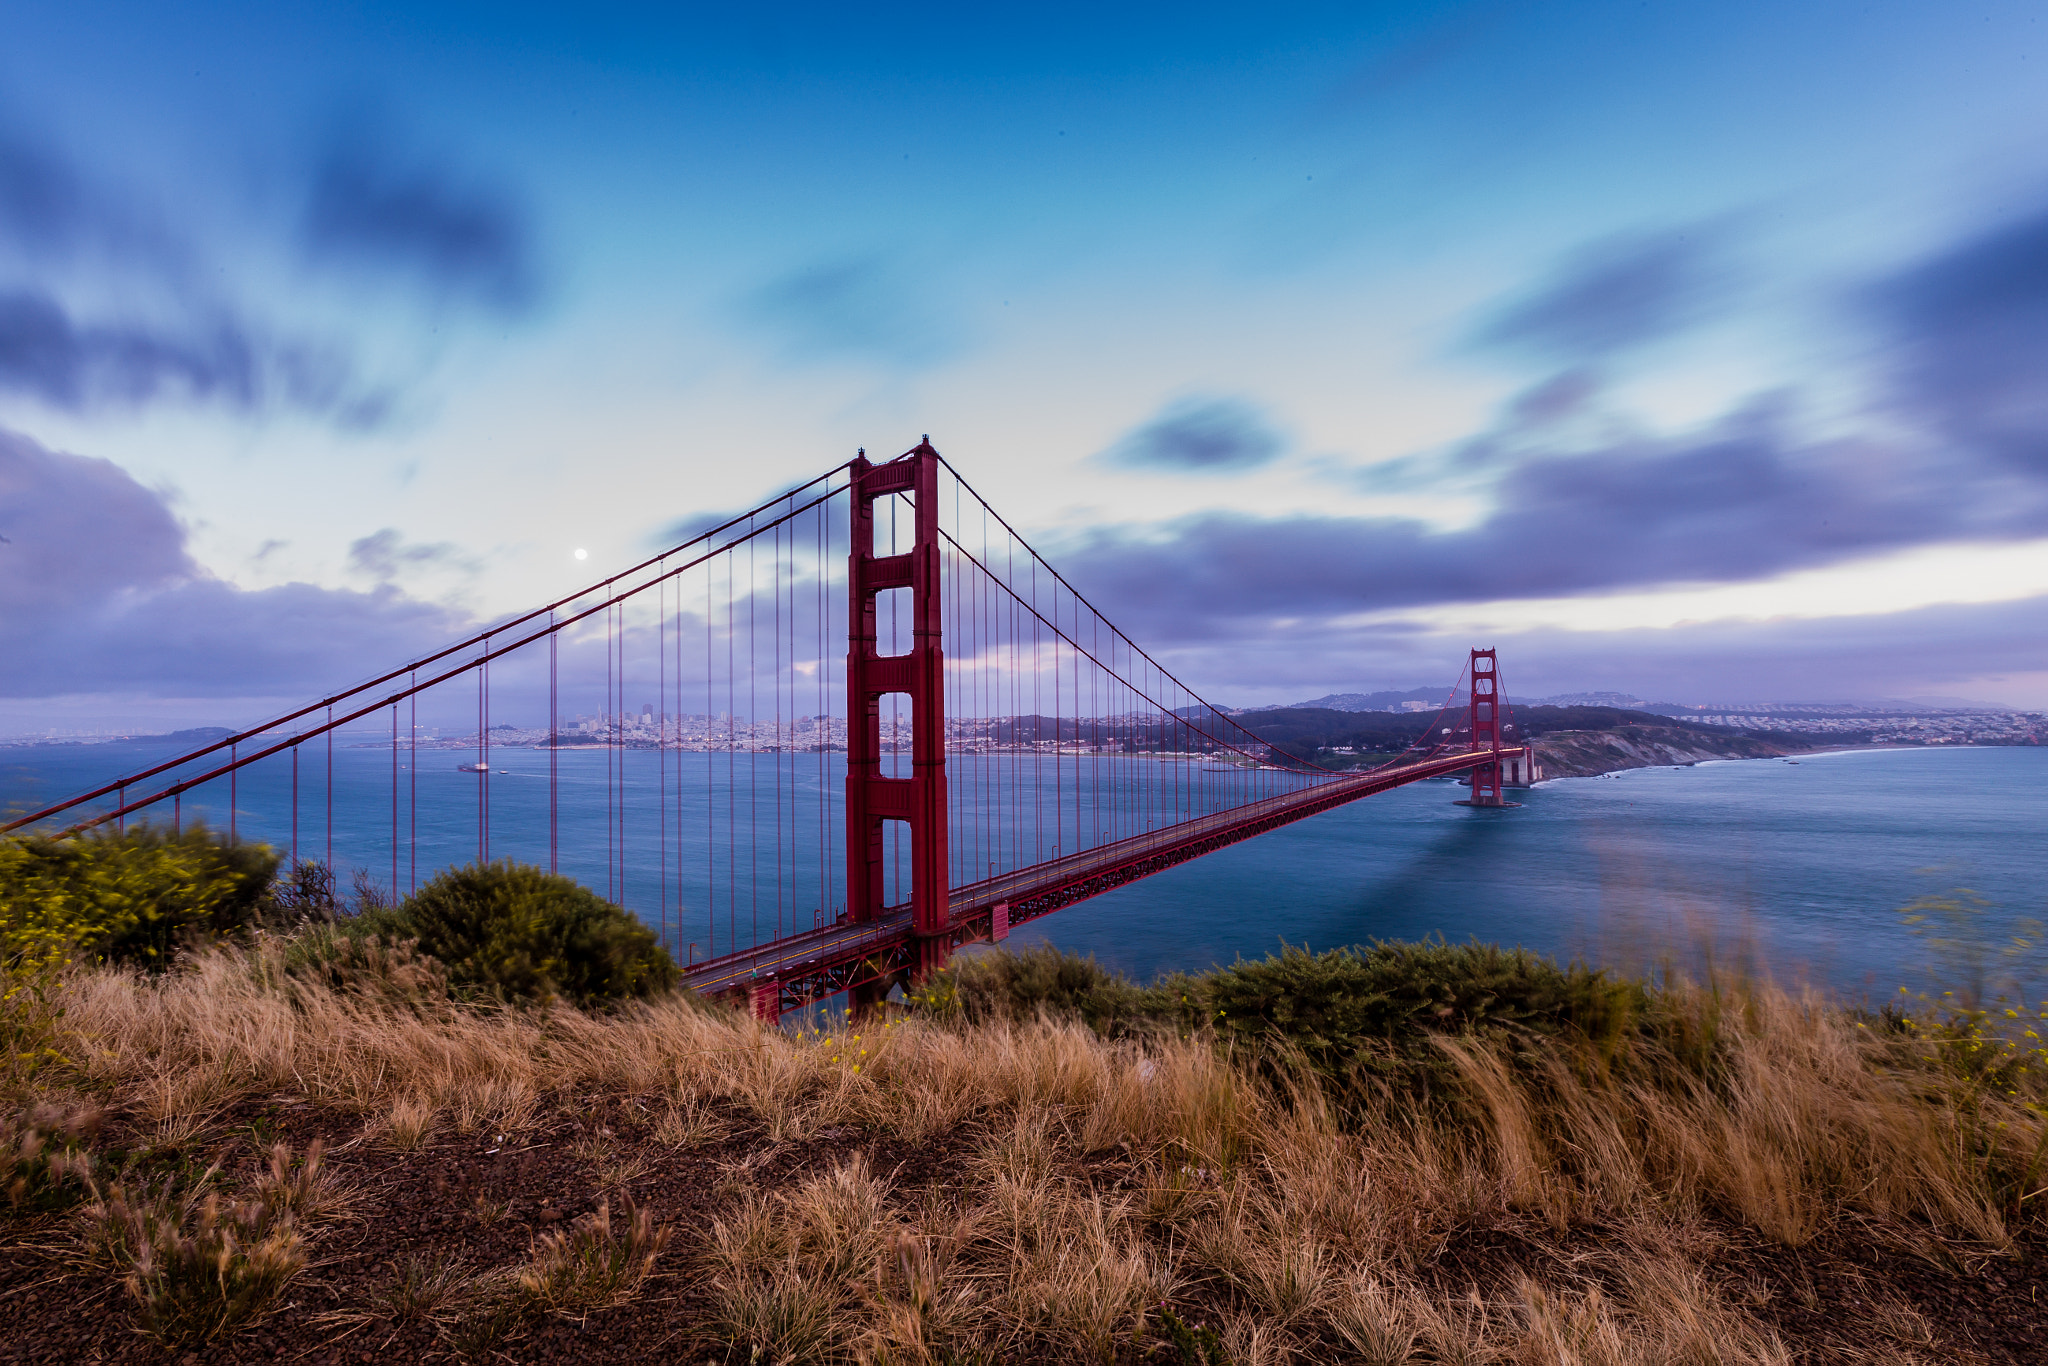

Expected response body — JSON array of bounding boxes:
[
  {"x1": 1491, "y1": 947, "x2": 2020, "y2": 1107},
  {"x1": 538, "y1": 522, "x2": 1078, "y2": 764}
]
[{"x1": 1534, "y1": 737, "x2": 2022, "y2": 784}]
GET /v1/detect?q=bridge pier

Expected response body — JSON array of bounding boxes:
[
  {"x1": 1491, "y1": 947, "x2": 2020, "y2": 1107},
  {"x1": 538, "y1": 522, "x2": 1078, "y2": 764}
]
[{"x1": 1503, "y1": 750, "x2": 1542, "y2": 786}]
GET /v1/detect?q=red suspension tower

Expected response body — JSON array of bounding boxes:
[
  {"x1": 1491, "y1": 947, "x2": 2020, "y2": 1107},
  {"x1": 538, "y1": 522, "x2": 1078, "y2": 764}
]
[
  {"x1": 1456, "y1": 647, "x2": 1519, "y2": 809},
  {"x1": 845, "y1": 440, "x2": 951, "y2": 991}
]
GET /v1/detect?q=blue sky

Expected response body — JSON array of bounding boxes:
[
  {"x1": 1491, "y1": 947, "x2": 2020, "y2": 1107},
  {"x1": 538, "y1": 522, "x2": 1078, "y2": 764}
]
[{"x1": 4, "y1": 0, "x2": 2048, "y2": 728}]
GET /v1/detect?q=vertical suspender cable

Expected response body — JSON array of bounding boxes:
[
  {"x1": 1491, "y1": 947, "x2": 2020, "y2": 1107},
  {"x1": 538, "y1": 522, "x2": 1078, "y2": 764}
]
[
  {"x1": 483, "y1": 637, "x2": 492, "y2": 862},
  {"x1": 602, "y1": 593, "x2": 610, "y2": 901},
  {"x1": 390, "y1": 704, "x2": 397, "y2": 897},
  {"x1": 410, "y1": 674, "x2": 417, "y2": 894},
  {"x1": 548, "y1": 622, "x2": 557, "y2": 876},
  {"x1": 659, "y1": 565, "x2": 667, "y2": 951}
]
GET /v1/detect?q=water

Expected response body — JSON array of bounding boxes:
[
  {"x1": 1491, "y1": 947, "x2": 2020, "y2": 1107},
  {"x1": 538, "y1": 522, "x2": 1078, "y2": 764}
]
[
  {"x1": 5, "y1": 738, "x2": 2043, "y2": 999},
  {"x1": 1016, "y1": 746, "x2": 2048, "y2": 1003}
]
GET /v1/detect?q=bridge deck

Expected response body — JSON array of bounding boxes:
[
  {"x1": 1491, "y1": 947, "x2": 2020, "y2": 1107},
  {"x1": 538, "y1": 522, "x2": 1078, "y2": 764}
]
[{"x1": 681, "y1": 746, "x2": 1525, "y2": 1001}]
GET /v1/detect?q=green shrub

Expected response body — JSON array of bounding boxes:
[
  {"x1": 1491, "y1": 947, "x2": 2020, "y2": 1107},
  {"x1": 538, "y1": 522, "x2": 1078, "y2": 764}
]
[
  {"x1": 360, "y1": 862, "x2": 676, "y2": 1007},
  {"x1": 0, "y1": 822, "x2": 278, "y2": 971},
  {"x1": 932, "y1": 944, "x2": 1178, "y2": 1035},
  {"x1": 1205, "y1": 940, "x2": 1643, "y2": 1071},
  {"x1": 933, "y1": 940, "x2": 1643, "y2": 1078}
]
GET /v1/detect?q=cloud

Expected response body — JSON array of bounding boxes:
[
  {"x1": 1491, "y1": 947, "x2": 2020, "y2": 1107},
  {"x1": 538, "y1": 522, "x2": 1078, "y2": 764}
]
[
  {"x1": 743, "y1": 254, "x2": 963, "y2": 366},
  {"x1": 298, "y1": 133, "x2": 540, "y2": 312},
  {"x1": 1062, "y1": 410, "x2": 2044, "y2": 644},
  {"x1": 1067, "y1": 205, "x2": 2048, "y2": 679},
  {"x1": 345, "y1": 527, "x2": 475, "y2": 581},
  {"x1": 1473, "y1": 227, "x2": 1730, "y2": 360},
  {"x1": 0, "y1": 288, "x2": 389, "y2": 422},
  {"x1": 1136, "y1": 588, "x2": 2048, "y2": 707},
  {"x1": 0, "y1": 427, "x2": 466, "y2": 698},
  {"x1": 0, "y1": 119, "x2": 537, "y2": 425},
  {"x1": 1876, "y1": 205, "x2": 2048, "y2": 475},
  {"x1": 0, "y1": 128, "x2": 385, "y2": 421},
  {"x1": 1098, "y1": 397, "x2": 1286, "y2": 472}
]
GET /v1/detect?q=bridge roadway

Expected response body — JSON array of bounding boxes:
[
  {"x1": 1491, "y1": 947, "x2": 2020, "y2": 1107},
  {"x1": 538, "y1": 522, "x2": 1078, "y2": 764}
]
[{"x1": 681, "y1": 746, "x2": 1526, "y2": 1006}]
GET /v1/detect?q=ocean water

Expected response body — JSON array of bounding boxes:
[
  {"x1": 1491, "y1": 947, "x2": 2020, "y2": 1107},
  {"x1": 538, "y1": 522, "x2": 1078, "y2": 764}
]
[{"x1": 4, "y1": 738, "x2": 2042, "y2": 1000}]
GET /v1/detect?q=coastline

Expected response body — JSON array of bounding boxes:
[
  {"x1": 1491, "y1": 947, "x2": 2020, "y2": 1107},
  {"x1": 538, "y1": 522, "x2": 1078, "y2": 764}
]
[
  {"x1": 1533, "y1": 731, "x2": 2009, "y2": 782},
  {"x1": 1531, "y1": 722, "x2": 1818, "y2": 779}
]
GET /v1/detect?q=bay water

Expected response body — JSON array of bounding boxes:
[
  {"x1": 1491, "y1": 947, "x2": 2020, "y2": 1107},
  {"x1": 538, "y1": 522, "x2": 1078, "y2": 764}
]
[{"x1": 4, "y1": 739, "x2": 2042, "y2": 1002}]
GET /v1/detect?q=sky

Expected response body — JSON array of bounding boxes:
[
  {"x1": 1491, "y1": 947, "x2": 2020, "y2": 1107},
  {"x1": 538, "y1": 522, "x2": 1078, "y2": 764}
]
[{"x1": 3, "y1": 0, "x2": 2048, "y2": 732}]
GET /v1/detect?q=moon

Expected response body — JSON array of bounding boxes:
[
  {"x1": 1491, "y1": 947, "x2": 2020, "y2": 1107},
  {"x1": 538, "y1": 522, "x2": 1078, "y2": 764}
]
[{"x1": 574, "y1": 548, "x2": 588, "y2": 560}]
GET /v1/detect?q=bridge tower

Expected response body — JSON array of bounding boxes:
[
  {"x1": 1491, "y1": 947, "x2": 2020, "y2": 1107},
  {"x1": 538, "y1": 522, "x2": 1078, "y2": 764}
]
[
  {"x1": 1456, "y1": 647, "x2": 1519, "y2": 808},
  {"x1": 845, "y1": 440, "x2": 951, "y2": 1002}
]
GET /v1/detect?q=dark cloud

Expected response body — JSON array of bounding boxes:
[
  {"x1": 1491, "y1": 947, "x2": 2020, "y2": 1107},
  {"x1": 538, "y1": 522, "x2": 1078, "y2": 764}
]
[
  {"x1": 0, "y1": 121, "x2": 535, "y2": 425},
  {"x1": 346, "y1": 528, "x2": 474, "y2": 581},
  {"x1": 1474, "y1": 228, "x2": 1728, "y2": 360},
  {"x1": 1062, "y1": 413, "x2": 2040, "y2": 643},
  {"x1": 1878, "y1": 206, "x2": 2048, "y2": 474},
  {"x1": 0, "y1": 428, "x2": 465, "y2": 697},
  {"x1": 1099, "y1": 397, "x2": 1285, "y2": 472},
  {"x1": 0, "y1": 288, "x2": 390, "y2": 422},
  {"x1": 0, "y1": 425, "x2": 192, "y2": 619},
  {"x1": 744, "y1": 255, "x2": 963, "y2": 366},
  {"x1": 299, "y1": 135, "x2": 539, "y2": 312}
]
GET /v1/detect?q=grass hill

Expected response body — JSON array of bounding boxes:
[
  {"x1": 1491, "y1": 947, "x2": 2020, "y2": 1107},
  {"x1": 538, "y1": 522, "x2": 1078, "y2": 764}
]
[
  {"x1": 4, "y1": 826, "x2": 2032, "y2": 1363},
  {"x1": 2, "y1": 929, "x2": 2045, "y2": 1362}
]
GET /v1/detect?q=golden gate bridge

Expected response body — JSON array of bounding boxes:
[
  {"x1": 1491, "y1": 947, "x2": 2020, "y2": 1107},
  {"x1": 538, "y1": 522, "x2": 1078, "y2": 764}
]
[{"x1": 3, "y1": 440, "x2": 1530, "y2": 1020}]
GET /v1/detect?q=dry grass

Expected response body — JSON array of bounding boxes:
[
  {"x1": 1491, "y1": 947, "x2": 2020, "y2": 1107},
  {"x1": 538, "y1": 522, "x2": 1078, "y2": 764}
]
[
  {"x1": 80, "y1": 1169, "x2": 306, "y2": 1346},
  {"x1": 8, "y1": 937, "x2": 2046, "y2": 1361},
  {"x1": 517, "y1": 1197, "x2": 672, "y2": 1311}
]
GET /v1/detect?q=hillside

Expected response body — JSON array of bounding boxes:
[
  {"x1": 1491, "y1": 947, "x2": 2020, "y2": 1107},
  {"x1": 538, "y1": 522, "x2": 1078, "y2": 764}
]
[
  {"x1": 1532, "y1": 721, "x2": 1821, "y2": 778},
  {"x1": 1234, "y1": 704, "x2": 1823, "y2": 775},
  {"x1": 2, "y1": 937, "x2": 2044, "y2": 1363}
]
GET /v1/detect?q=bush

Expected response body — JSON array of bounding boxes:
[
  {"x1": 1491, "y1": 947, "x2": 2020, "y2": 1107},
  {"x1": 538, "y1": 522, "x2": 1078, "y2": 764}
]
[
  {"x1": 932, "y1": 940, "x2": 1644, "y2": 1079},
  {"x1": 933, "y1": 944, "x2": 1173, "y2": 1034},
  {"x1": 0, "y1": 822, "x2": 279, "y2": 971},
  {"x1": 358, "y1": 862, "x2": 676, "y2": 1007},
  {"x1": 1205, "y1": 940, "x2": 1643, "y2": 1071}
]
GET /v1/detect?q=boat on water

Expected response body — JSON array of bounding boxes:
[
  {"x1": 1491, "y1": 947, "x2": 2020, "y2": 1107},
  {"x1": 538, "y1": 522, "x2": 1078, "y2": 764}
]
[{"x1": 457, "y1": 762, "x2": 489, "y2": 773}]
